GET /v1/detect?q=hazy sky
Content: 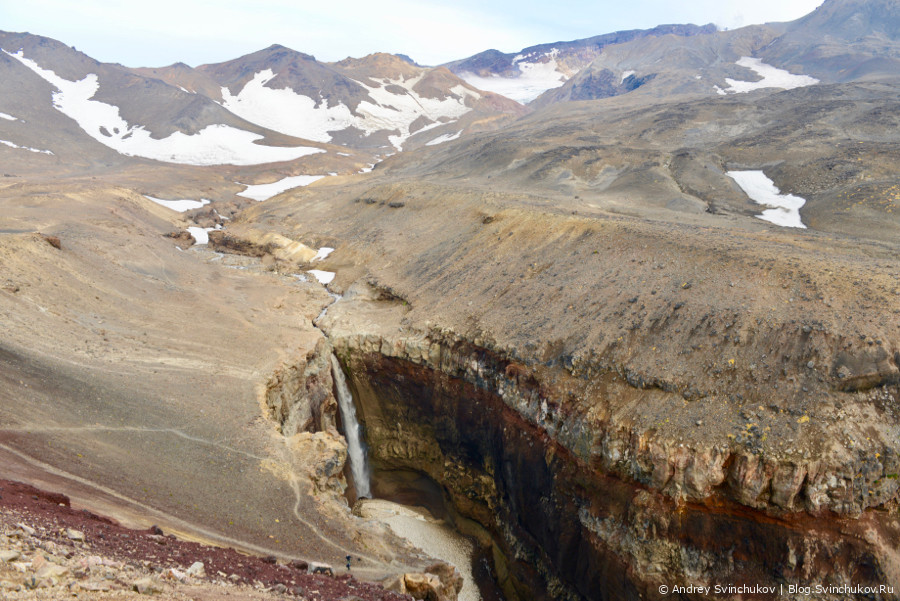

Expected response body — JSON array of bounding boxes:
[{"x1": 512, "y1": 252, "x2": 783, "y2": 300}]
[{"x1": 2, "y1": 0, "x2": 824, "y2": 67}]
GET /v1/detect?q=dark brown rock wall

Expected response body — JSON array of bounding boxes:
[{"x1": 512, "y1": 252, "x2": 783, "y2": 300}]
[{"x1": 334, "y1": 340, "x2": 899, "y2": 601}]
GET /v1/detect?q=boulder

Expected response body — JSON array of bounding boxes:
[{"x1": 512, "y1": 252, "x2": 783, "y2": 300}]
[
  {"x1": 308, "y1": 561, "x2": 334, "y2": 576},
  {"x1": 403, "y1": 572, "x2": 444, "y2": 600},
  {"x1": 185, "y1": 561, "x2": 205, "y2": 578},
  {"x1": 0, "y1": 550, "x2": 20, "y2": 562},
  {"x1": 426, "y1": 563, "x2": 464, "y2": 599},
  {"x1": 382, "y1": 573, "x2": 406, "y2": 594},
  {"x1": 132, "y1": 576, "x2": 164, "y2": 595},
  {"x1": 41, "y1": 234, "x2": 61, "y2": 249},
  {"x1": 33, "y1": 564, "x2": 69, "y2": 588},
  {"x1": 16, "y1": 523, "x2": 35, "y2": 536}
]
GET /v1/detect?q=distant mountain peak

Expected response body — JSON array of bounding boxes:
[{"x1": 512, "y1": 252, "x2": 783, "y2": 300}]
[
  {"x1": 791, "y1": 0, "x2": 900, "y2": 39},
  {"x1": 202, "y1": 44, "x2": 319, "y2": 70},
  {"x1": 445, "y1": 23, "x2": 717, "y2": 104},
  {"x1": 334, "y1": 52, "x2": 413, "y2": 68},
  {"x1": 331, "y1": 52, "x2": 422, "y2": 82},
  {"x1": 394, "y1": 54, "x2": 420, "y2": 67}
]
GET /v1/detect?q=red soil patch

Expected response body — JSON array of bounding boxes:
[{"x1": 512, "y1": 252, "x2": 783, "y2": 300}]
[{"x1": 0, "y1": 479, "x2": 409, "y2": 600}]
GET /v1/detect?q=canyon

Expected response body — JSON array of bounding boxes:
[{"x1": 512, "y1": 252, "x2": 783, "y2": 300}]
[
  {"x1": 239, "y1": 159, "x2": 900, "y2": 599},
  {"x1": 1, "y1": 1, "x2": 900, "y2": 600}
]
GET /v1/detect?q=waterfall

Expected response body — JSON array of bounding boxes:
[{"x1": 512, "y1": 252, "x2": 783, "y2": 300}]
[{"x1": 330, "y1": 354, "x2": 372, "y2": 498}]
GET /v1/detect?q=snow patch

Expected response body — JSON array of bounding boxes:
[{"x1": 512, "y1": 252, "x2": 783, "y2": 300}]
[
  {"x1": 236, "y1": 175, "x2": 325, "y2": 201},
  {"x1": 187, "y1": 226, "x2": 214, "y2": 244},
  {"x1": 222, "y1": 69, "x2": 477, "y2": 150},
  {"x1": 0, "y1": 112, "x2": 16, "y2": 121},
  {"x1": 222, "y1": 70, "x2": 357, "y2": 143},
  {"x1": 720, "y1": 57, "x2": 818, "y2": 94},
  {"x1": 727, "y1": 170, "x2": 807, "y2": 228},
  {"x1": 354, "y1": 74, "x2": 478, "y2": 149},
  {"x1": 312, "y1": 247, "x2": 334, "y2": 261},
  {"x1": 308, "y1": 270, "x2": 335, "y2": 284},
  {"x1": 144, "y1": 196, "x2": 210, "y2": 212},
  {"x1": 4, "y1": 50, "x2": 323, "y2": 166},
  {"x1": 425, "y1": 130, "x2": 462, "y2": 146},
  {"x1": 512, "y1": 48, "x2": 559, "y2": 65},
  {"x1": 621, "y1": 70, "x2": 635, "y2": 83},
  {"x1": 0, "y1": 139, "x2": 53, "y2": 154},
  {"x1": 409, "y1": 120, "x2": 445, "y2": 140},
  {"x1": 459, "y1": 50, "x2": 566, "y2": 104}
]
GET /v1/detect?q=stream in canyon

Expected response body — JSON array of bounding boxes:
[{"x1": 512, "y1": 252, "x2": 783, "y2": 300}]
[
  {"x1": 329, "y1": 346, "x2": 501, "y2": 600},
  {"x1": 367, "y1": 469, "x2": 508, "y2": 601}
]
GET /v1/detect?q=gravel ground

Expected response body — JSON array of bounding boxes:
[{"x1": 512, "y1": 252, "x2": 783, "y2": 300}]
[{"x1": 0, "y1": 479, "x2": 409, "y2": 601}]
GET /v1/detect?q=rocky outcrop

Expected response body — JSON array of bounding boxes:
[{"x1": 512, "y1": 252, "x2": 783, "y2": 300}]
[
  {"x1": 320, "y1": 285, "x2": 900, "y2": 601},
  {"x1": 261, "y1": 338, "x2": 357, "y2": 498},
  {"x1": 284, "y1": 431, "x2": 348, "y2": 495},
  {"x1": 163, "y1": 230, "x2": 195, "y2": 248},
  {"x1": 263, "y1": 337, "x2": 338, "y2": 435},
  {"x1": 833, "y1": 347, "x2": 900, "y2": 392},
  {"x1": 382, "y1": 563, "x2": 464, "y2": 601},
  {"x1": 209, "y1": 225, "x2": 318, "y2": 266}
]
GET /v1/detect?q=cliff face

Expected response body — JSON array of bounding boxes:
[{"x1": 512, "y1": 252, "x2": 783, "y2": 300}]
[
  {"x1": 264, "y1": 337, "x2": 339, "y2": 436},
  {"x1": 319, "y1": 284, "x2": 900, "y2": 601}
]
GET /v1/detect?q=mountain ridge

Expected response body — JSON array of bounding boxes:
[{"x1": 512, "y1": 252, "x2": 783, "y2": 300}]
[{"x1": 443, "y1": 23, "x2": 718, "y2": 103}]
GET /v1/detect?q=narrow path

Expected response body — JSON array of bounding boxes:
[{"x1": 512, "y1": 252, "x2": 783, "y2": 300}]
[
  {"x1": 0, "y1": 427, "x2": 405, "y2": 578},
  {"x1": 0, "y1": 442, "x2": 289, "y2": 557},
  {"x1": 271, "y1": 436, "x2": 399, "y2": 575},
  {"x1": 0, "y1": 424, "x2": 267, "y2": 462}
]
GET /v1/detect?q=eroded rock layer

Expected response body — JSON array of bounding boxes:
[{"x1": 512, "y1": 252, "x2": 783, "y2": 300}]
[{"x1": 319, "y1": 287, "x2": 899, "y2": 601}]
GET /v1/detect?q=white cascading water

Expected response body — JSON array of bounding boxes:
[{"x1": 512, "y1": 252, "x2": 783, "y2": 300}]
[{"x1": 330, "y1": 354, "x2": 372, "y2": 498}]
